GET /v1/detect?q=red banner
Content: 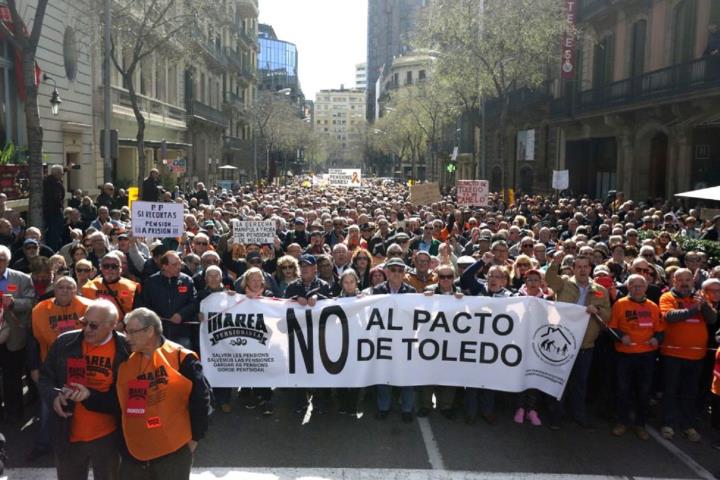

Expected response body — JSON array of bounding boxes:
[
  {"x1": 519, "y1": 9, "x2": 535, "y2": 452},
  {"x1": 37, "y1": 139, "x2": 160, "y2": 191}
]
[{"x1": 560, "y1": 0, "x2": 577, "y2": 79}]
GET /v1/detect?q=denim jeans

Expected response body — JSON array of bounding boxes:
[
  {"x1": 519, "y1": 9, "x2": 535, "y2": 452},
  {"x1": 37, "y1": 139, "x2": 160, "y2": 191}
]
[
  {"x1": 615, "y1": 351, "x2": 656, "y2": 426},
  {"x1": 34, "y1": 395, "x2": 52, "y2": 451},
  {"x1": 662, "y1": 355, "x2": 703, "y2": 429},
  {"x1": 377, "y1": 385, "x2": 415, "y2": 413},
  {"x1": 549, "y1": 347, "x2": 594, "y2": 424}
]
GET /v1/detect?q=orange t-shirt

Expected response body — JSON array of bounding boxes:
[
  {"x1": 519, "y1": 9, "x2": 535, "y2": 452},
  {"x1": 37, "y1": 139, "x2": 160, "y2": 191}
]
[
  {"x1": 32, "y1": 296, "x2": 92, "y2": 363},
  {"x1": 659, "y1": 291, "x2": 707, "y2": 361},
  {"x1": 609, "y1": 296, "x2": 663, "y2": 354},
  {"x1": 81, "y1": 277, "x2": 139, "y2": 320},
  {"x1": 69, "y1": 339, "x2": 117, "y2": 443}
]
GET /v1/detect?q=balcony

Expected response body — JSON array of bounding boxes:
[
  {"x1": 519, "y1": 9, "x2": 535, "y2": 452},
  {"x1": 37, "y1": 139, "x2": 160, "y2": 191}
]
[
  {"x1": 224, "y1": 47, "x2": 243, "y2": 72},
  {"x1": 224, "y1": 92, "x2": 247, "y2": 116},
  {"x1": 189, "y1": 100, "x2": 227, "y2": 127},
  {"x1": 192, "y1": 29, "x2": 228, "y2": 70},
  {"x1": 553, "y1": 57, "x2": 720, "y2": 117},
  {"x1": 108, "y1": 86, "x2": 186, "y2": 124},
  {"x1": 223, "y1": 135, "x2": 252, "y2": 151},
  {"x1": 240, "y1": 65, "x2": 256, "y2": 83}
]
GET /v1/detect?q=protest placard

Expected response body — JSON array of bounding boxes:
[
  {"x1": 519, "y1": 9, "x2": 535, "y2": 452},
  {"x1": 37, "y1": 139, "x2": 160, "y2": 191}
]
[
  {"x1": 409, "y1": 182, "x2": 441, "y2": 205},
  {"x1": 552, "y1": 170, "x2": 569, "y2": 190},
  {"x1": 456, "y1": 180, "x2": 489, "y2": 207},
  {"x1": 328, "y1": 169, "x2": 362, "y2": 187},
  {"x1": 232, "y1": 220, "x2": 276, "y2": 245},
  {"x1": 131, "y1": 201, "x2": 184, "y2": 238}
]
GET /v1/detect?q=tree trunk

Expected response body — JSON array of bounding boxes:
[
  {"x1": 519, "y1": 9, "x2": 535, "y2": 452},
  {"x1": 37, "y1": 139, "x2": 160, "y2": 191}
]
[
  {"x1": 25, "y1": 53, "x2": 44, "y2": 229},
  {"x1": 126, "y1": 76, "x2": 146, "y2": 189}
]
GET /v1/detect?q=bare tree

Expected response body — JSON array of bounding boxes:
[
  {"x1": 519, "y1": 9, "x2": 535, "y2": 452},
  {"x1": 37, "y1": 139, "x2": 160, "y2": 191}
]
[
  {"x1": 0, "y1": 0, "x2": 50, "y2": 228},
  {"x1": 106, "y1": 0, "x2": 211, "y2": 188}
]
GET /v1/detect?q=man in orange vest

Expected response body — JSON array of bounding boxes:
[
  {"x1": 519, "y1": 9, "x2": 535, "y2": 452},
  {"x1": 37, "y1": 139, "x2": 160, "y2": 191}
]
[
  {"x1": 608, "y1": 274, "x2": 664, "y2": 440},
  {"x1": 38, "y1": 298, "x2": 130, "y2": 480},
  {"x1": 81, "y1": 252, "x2": 139, "y2": 328},
  {"x1": 28, "y1": 276, "x2": 92, "y2": 461},
  {"x1": 117, "y1": 308, "x2": 210, "y2": 479},
  {"x1": 659, "y1": 268, "x2": 717, "y2": 442}
]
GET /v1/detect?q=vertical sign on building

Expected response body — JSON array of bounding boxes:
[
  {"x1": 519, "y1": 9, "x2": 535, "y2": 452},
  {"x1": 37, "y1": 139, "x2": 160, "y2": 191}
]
[{"x1": 561, "y1": 0, "x2": 577, "y2": 79}]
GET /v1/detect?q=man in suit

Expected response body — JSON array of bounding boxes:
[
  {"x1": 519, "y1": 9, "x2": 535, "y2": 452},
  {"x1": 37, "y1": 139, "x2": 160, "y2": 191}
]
[{"x1": 0, "y1": 244, "x2": 36, "y2": 422}]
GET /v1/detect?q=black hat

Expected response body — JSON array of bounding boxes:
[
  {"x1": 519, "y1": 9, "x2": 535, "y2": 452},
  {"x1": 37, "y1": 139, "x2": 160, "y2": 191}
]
[{"x1": 246, "y1": 251, "x2": 262, "y2": 263}]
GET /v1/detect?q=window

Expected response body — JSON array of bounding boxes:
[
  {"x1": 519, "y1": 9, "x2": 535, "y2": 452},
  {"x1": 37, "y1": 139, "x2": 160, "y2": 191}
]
[
  {"x1": 672, "y1": 0, "x2": 697, "y2": 64},
  {"x1": 406, "y1": 71, "x2": 412, "y2": 85},
  {"x1": 630, "y1": 20, "x2": 647, "y2": 77},
  {"x1": 419, "y1": 70, "x2": 426, "y2": 81},
  {"x1": 0, "y1": 42, "x2": 19, "y2": 146},
  {"x1": 593, "y1": 34, "x2": 614, "y2": 88}
]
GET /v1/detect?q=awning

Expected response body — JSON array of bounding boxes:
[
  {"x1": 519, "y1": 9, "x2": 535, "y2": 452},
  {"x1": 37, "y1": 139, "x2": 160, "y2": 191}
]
[
  {"x1": 119, "y1": 139, "x2": 193, "y2": 150},
  {"x1": 674, "y1": 186, "x2": 720, "y2": 201}
]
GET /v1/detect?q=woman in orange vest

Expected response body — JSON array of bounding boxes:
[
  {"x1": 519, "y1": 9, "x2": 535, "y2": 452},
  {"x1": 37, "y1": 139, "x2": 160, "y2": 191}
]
[{"x1": 117, "y1": 308, "x2": 211, "y2": 480}]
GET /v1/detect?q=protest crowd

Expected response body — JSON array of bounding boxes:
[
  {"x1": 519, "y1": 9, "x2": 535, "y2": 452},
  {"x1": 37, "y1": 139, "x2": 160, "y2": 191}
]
[{"x1": 0, "y1": 167, "x2": 719, "y2": 479}]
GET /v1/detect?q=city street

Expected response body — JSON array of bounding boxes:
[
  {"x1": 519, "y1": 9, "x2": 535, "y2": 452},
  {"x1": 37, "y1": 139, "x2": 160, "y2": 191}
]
[{"x1": 3, "y1": 390, "x2": 719, "y2": 479}]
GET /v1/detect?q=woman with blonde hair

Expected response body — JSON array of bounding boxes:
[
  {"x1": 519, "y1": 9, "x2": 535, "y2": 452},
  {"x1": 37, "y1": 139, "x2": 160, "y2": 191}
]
[{"x1": 274, "y1": 255, "x2": 300, "y2": 297}]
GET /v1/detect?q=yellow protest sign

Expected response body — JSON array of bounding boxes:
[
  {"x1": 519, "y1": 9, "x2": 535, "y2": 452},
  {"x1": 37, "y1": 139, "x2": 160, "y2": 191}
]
[{"x1": 128, "y1": 187, "x2": 139, "y2": 209}]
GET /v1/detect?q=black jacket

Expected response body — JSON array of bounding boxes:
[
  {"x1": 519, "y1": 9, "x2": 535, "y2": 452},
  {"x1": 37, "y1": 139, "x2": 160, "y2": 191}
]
[
  {"x1": 284, "y1": 276, "x2": 332, "y2": 300},
  {"x1": 39, "y1": 330, "x2": 130, "y2": 451},
  {"x1": 42, "y1": 175, "x2": 65, "y2": 217},
  {"x1": 138, "y1": 272, "x2": 198, "y2": 322},
  {"x1": 371, "y1": 281, "x2": 417, "y2": 295},
  {"x1": 141, "y1": 176, "x2": 160, "y2": 202}
]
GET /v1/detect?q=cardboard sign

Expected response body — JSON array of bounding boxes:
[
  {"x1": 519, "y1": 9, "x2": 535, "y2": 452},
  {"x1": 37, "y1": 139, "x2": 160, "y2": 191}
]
[
  {"x1": 232, "y1": 220, "x2": 276, "y2": 245},
  {"x1": 456, "y1": 180, "x2": 489, "y2": 207},
  {"x1": 552, "y1": 170, "x2": 569, "y2": 190},
  {"x1": 409, "y1": 182, "x2": 441, "y2": 205},
  {"x1": 131, "y1": 201, "x2": 184, "y2": 238},
  {"x1": 328, "y1": 169, "x2": 362, "y2": 188}
]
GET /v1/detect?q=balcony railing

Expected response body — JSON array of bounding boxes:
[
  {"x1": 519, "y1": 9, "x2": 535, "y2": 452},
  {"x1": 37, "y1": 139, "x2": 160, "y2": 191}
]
[
  {"x1": 109, "y1": 86, "x2": 186, "y2": 123},
  {"x1": 224, "y1": 47, "x2": 243, "y2": 72},
  {"x1": 189, "y1": 100, "x2": 227, "y2": 127},
  {"x1": 224, "y1": 92, "x2": 247, "y2": 115},
  {"x1": 223, "y1": 135, "x2": 252, "y2": 151},
  {"x1": 192, "y1": 29, "x2": 228, "y2": 69},
  {"x1": 554, "y1": 57, "x2": 720, "y2": 117}
]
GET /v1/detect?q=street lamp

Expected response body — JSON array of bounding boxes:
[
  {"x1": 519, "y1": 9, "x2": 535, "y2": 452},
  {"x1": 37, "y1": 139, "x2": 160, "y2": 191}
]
[{"x1": 43, "y1": 74, "x2": 62, "y2": 116}]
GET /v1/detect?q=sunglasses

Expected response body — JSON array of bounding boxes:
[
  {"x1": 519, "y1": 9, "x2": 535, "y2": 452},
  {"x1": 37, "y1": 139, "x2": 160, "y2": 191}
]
[
  {"x1": 78, "y1": 319, "x2": 101, "y2": 330},
  {"x1": 101, "y1": 264, "x2": 119, "y2": 270},
  {"x1": 438, "y1": 274, "x2": 454, "y2": 279},
  {"x1": 75, "y1": 268, "x2": 92, "y2": 273}
]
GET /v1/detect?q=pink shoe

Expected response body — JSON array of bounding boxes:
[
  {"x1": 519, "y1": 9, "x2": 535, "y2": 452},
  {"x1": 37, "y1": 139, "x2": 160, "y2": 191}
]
[
  {"x1": 526, "y1": 409, "x2": 542, "y2": 426},
  {"x1": 513, "y1": 408, "x2": 525, "y2": 424}
]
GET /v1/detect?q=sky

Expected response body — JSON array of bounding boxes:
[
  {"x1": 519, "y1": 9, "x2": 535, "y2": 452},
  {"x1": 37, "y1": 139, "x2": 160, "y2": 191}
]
[{"x1": 258, "y1": 0, "x2": 368, "y2": 101}]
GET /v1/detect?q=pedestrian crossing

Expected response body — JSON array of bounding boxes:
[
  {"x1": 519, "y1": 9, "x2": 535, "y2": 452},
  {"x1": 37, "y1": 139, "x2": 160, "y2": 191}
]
[{"x1": 0, "y1": 468, "x2": 700, "y2": 480}]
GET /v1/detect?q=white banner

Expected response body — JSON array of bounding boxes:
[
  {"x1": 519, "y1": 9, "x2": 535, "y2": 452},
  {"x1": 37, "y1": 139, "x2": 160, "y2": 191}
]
[
  {"x1": 199, "y1": 293, "x2": 589, "y2": 399},
  {"x1": 232, "y1": 220, "x2": 276, "y2": 245},
  {"x1": 552, "y1": 170, "x2": 569, "y2": 190},
  {"x1": 328, "y1": 169, "x2": 362, "y2": 188},
  {"x1": 456, "y1": 180, "x2": 489, "y2": 207},
  {"x1": 131, "y1": 201, "x2": 184, "y2": 238}
]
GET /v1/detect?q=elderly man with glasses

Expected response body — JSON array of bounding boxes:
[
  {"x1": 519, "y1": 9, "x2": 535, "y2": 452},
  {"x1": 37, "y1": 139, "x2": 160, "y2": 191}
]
[
  {"x1": 38, "y1": 298, "x2": 130, "y2": 480},
  {"x1": 81, "y1": 252, "x2": 139, "y2": 328}
]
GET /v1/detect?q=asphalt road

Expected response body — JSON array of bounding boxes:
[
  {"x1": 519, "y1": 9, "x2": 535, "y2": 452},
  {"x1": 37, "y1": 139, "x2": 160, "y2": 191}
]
[{"x1": 3, "y1": 389, "x2": 719, "y2": 479}]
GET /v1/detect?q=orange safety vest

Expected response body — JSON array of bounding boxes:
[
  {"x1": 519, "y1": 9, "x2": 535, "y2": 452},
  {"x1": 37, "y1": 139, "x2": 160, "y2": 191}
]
[
  {"x1": 32, "y1": 296, "x2": 92, "y2": 362},
  {"x1": 81, "y1": 277, "x2": 139, "y2": 320},
  {"x1": 117, "y1": 340, "x2": 194, "y2": 461}
]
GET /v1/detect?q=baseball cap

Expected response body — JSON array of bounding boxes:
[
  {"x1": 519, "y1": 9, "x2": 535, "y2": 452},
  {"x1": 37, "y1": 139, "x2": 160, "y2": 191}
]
[
  {"x1": 457, "y1": 256, "x2": 476, "y2": 266},
  {"x1": 299, "y1": 254, "x2": 316, "y2": 266},
  {"x1": 23, "y1": 238, "x2": 39, "y2": 247},
  {"x1": 246, "y1": 251, "x2": 262, "y2": 263},
  {"x1": 294, "y1": 217, "x2": 306, "y2": 225}
]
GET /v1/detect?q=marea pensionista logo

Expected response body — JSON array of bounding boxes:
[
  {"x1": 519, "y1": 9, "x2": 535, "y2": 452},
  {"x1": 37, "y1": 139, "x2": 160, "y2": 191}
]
[
  {"x1": 206, "y1": 311, "x2": 269, "y2": 346},
  {"x1": 531, "y1": 324, "x2": 576, "y2": 366}
]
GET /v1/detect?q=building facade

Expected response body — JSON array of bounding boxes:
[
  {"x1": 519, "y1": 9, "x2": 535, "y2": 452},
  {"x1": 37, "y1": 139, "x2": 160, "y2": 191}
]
[
  {"x1": 366, "y1": 0, "x2": 428, "y2": 121},
  {"x1": 355, "y1": 62, "x2": 367, "y2": 90},
  {"x1": 479, "y1": 0, "x2": 720, "y2": 201},
  {"x1": 314, "y1": 88, "x2": 366, "y2": 168},
  {"x1": 1, "y1": 0, "x2": 98, "y2": 206}
]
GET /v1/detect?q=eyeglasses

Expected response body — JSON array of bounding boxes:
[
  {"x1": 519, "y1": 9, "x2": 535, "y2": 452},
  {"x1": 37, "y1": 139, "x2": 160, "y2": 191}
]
[
  {"x1": 25, "y1": 246, "x2": 38, "y2": 250},
  {"x1": 125, "y1": 324, "x2": 151, "y2": 336},
  {"x1": 281, "y1": 265, "x2": 295, "y2": 270},
  {"x1": 101, "y1": 264, "x2": 119, "y2": 270},
  {"x1": 78, "y1": 319, "x2": 101, "y2": 330},
  {"x1": 634, "y1": 268, "x2": 651, "y2": 274},
  {"x1": 438, "y1": 274, "x2": 454, "y2": 279},
  {"x1": 194, "y1": 242, "x2": 208, "y2": 246},
  {"x1": 492, "y1": 248, "x2": 508, "y2": 253},
  {"x1": 642, "y1": 253, "x2": 655, "y2": 258},
  {"x1": 75, "y1": 268, "x2": 91, "y2": 273}
]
